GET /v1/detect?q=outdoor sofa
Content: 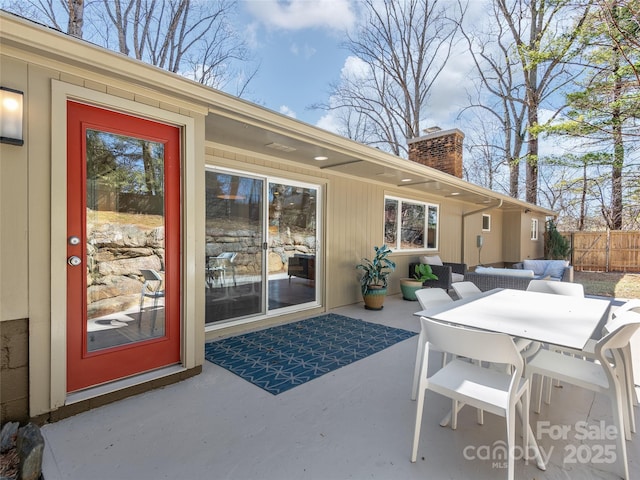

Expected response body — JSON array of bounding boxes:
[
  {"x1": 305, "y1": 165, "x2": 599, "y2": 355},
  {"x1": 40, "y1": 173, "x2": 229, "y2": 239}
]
[
  {"x1": 464, "y1": 259, "x2": 574, "y2": 292},
  {"x1": 408, "y1": 255, "x2": 467, "y2": 292}
]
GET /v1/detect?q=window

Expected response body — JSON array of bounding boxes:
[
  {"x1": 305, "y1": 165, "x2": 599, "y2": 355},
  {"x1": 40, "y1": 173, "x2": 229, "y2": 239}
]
[
  {"x1": 531, "y1": 219, "x2": 539, "y2": 240},
  {"x1": 482, "y1": 214, "x2": 491, "y2": 232},
  {"x1": 384, "y1": 196, "x2": 439, "y2": 250}
]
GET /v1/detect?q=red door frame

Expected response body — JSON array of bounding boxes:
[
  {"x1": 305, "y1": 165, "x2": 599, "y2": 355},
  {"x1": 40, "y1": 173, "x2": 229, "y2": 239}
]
[{"x1": 66, "y1": 101, "x2": 181, "y2": 392}]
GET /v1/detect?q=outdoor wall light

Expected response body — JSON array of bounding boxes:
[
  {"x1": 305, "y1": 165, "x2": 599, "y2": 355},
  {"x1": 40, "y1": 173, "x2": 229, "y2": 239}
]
[{"x1": 0, "y1": 87, "x2": 24, "y2": 146}]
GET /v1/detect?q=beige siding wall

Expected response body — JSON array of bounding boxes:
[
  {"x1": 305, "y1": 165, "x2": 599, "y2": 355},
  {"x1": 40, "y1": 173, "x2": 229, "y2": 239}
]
[
  {"x1": 520, "y1": 214, "x2": 545, "y2": 260},
  {"x1": 1, "y1": 56, "x2": 29, "y2": 321},
  {"x1": 502, "y1": 211, "x2": 522, "y2": 263},
  {"x1": 203, "y1": 147, "x2": 490, "y2": 308}
]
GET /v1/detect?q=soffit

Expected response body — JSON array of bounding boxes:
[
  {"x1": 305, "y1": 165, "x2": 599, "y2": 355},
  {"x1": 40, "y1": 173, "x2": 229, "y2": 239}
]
[{"x1": 204, "y1": 110, "x2": 554, "y2": 215}]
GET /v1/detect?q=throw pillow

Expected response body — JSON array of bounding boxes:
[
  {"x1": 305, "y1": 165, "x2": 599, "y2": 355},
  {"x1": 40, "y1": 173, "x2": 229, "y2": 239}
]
[
  {"x1": 420, "y1": 255, "x2": 443, "y2": 266},
  {"x1": 542, "y1": 260, "x2": 569, "y2": 280}
]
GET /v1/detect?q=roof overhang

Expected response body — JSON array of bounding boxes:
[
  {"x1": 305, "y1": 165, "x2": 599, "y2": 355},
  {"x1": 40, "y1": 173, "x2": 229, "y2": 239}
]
[{"x1": 204, "y1": 108, "x2": 555, "y2": 215}]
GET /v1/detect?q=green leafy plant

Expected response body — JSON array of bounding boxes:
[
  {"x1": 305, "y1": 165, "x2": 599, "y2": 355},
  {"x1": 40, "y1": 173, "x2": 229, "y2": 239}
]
[
  {"x1": 413, "y1": 263, "x2": 438, "y2": 282},
  {"x1": 544, "y1": 219, "x2": 572, "y2": 260},
  {"x1": 356, "y1": 245, "x2": 396, "y2": 295}
]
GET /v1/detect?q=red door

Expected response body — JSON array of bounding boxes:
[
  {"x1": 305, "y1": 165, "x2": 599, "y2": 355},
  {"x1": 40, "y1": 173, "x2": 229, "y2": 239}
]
[{"x1": 66, "y1": 101, "x2": 181, "y2": 392}]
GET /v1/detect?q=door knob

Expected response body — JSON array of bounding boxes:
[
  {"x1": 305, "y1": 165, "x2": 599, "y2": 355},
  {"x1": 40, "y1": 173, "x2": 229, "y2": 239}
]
[{"x1": 67, "y1": 256, "x2": 82, "y2": 266}]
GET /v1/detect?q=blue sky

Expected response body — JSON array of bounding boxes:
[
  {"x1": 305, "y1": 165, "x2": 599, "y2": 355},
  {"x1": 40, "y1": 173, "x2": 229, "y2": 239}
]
[
  {"x1": 236, "y1": 0, "x2": 358, "y2": 128},
  {"x1": 233, "y1": 0, "x2": 488, "y2": 138}
]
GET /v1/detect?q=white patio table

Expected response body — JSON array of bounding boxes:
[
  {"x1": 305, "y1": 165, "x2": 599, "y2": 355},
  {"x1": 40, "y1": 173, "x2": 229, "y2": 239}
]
[
  {"x1": 414, "y1": 288, "x2": 612, "y2": 350},
  {"x1": 413, "y1": 288, "x2": 613, "y2": 472}
]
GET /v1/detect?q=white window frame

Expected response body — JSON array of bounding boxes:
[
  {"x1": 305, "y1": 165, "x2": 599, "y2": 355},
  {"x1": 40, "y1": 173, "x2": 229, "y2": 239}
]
[
  {"x1": 482, "y1": 214, "x2": 491, "y2": 232},
  {"x1": 531, "y1": 218, "x2": 539, "y2": 240},
  {"x1": 384, "y1": 196, "x2": 439, "y2": 251}
]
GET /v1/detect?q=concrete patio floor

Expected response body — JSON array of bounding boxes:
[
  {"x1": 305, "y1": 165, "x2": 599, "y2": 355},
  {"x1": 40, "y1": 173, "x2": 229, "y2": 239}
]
[{"x1": 41, "y1": 294, "x2": 638, "y2": 480}]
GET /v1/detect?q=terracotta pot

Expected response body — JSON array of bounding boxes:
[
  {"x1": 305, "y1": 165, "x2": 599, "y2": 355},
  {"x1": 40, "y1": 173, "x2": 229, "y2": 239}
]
[{"x1": 362, "y1": 286, "x2": 387, "y2": 310}]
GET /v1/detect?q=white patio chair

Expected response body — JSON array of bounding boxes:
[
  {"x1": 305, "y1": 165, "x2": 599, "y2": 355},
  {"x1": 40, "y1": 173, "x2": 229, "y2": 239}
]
[
  {"x1": 525, "y1": 311, "x2": 640, "y2": 480},
  {"x1": 138, "y1": 269, "x2": 164, "y2": 333},
  {"x1": 526, "y1": 279, "x2": 584, "y2": 297},
  {"x1": 538, "y1": 297, "x2": 639, "y2": 434},
  {"x1": 451, "y1": 281, "x2": 481, "y2": 299},
  {"x1": 526, "y1": 279, "x2": 584, "y2": 398},
  {"x1": 579, "y1": 298, "x2": 640, "y2": 433},
  {"x1": 207, "y1": 252, "x2": 237, "y2": 287},
  {"x1": 611, "y1": 299, "x2": 640, "y2": 412},
  {"x1": 411, "y1": 288, "x2": 454, "y2": 400},
  {"x1": 411, "y1": 317, "x2": 531, "y2": 480}
]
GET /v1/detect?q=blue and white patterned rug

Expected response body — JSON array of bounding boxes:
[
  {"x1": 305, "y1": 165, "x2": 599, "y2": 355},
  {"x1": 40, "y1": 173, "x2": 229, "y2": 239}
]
[{"x1": 204, "y1": 313, "x2": 416, "y2": 395}]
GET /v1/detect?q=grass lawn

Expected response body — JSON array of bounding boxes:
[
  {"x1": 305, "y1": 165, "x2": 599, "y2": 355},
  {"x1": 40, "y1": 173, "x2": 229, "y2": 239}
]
[{"x1": 574, "y1": 271, "x2": 640, "y2": 299}]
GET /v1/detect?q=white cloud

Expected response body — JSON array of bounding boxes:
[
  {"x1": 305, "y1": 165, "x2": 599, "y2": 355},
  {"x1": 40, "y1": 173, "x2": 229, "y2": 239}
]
[
  {"x1": 243, "y1": 22, "x2": 261, "y2": 50},
  {"x1": 290, "y1": 42, "x2": 317, "y2": 59},
  {"x1": 315, "y1": 111, "x2": 341, "y2": 133},
  {"x1": 280, "y1": 105, "x2": 297, "y2": 118},
  {"x1": 243, "y1": 0, "x2": 356, "y2": 31},
  {"x1": 341, "y1": 55, "x2": 369, "y2": 79}
]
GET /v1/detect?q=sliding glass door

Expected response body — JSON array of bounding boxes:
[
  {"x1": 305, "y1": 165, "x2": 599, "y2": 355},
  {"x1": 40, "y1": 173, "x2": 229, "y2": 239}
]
[{"x1": 205, "y1": 169, "x2": 320, "y2": 325}]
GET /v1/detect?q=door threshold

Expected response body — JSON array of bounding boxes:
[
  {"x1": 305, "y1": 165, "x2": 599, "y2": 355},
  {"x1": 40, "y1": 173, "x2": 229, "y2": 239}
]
[{"x1": 66, "y1": 364, "x2": 185, "y2": 405}]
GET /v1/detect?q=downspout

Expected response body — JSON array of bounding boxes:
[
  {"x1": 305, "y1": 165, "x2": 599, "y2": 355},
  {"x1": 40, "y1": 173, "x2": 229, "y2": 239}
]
[{"x1": 460, "y1": 199, "x2": 503, "y2": 264}]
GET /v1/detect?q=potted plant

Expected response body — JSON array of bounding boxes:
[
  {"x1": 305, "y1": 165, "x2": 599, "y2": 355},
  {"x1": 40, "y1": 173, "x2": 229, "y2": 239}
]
[
  {"x1": 356, "y1": 245, "x2": 396, "y2": 310},
  {"x1": 400, "y1": 264, "x2": 438, "y2": 301}
]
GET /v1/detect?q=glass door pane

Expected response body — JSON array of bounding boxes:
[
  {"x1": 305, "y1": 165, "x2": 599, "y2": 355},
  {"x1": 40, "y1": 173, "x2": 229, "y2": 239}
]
[
  {"x1": 268, "y1": 182, "x2": 317, "y2": 310},
  {"x1": 85, "y1": 131, "x2": 167, "y2": 352},
  {"x1": 205, "y1": 171, "x2": 264, "y2": 324}
]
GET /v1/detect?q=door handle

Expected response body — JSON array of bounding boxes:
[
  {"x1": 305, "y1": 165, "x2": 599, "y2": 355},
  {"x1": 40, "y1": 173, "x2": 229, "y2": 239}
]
[{"x1": 67, "y1": 256, "x2": 82, "y2": 266}]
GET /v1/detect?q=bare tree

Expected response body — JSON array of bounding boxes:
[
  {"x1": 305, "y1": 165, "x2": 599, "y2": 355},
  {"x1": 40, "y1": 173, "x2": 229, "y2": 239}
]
[
  {"x1": 95, "y1": 0, "x2": 254, "y2": 92},
  {"x1": 2, "y1": 0, "x2": 256, "y2": 93},
  {"x1": 1, "y1": 0, "x2": 69, "y2": 30},
  {"x1": 315, "y1": 0, "x2": 465, "y2": 156},
  {"x1": 460, "y1": 3, "x2": 528, "y2": 198},
  {"x1": 493, "y1": 0, "x2": 591, "y2": 204},
  {"x1": 461, "y1": 107, "x2": 512, "y2": 194}
]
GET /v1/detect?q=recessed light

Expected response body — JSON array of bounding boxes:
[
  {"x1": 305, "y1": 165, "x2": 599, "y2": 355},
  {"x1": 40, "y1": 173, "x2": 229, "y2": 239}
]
[
  {"x1": 401, "y1": 178, "x2": 412, "y2": 182},
  {"x1": 450, "y1": 192, "x2": 460, "y2": 196},
  {"x1": 314, "y1": 156, "x2": 328, "y2": 161}
]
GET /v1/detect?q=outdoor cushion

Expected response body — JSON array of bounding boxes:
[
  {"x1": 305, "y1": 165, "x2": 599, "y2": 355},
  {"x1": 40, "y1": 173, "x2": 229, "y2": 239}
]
[
  {"x1": 451, "y1": 273, "x2": 465, "y2": 283},
  {"x1": 475, "y1": 266, "x2": 535, "y2": 278},
  {"x1": 521, "y1": 259, "x2": 570, "y2": 279},
  {"x1": 420, "y1": 255, "x2": 443, "y2": 266},
  {"x1": 522, "y1": 259, "x2": 548, "y2": 276}
]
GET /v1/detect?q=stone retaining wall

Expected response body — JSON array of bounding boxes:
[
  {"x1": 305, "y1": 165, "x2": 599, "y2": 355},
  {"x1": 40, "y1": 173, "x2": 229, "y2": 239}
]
[
  {"x1": 87, "y1": 223, "x2": 164, "y2": 317},
  {"x1": 88, "y1": 222, "x2": 317, "y2": 317}
]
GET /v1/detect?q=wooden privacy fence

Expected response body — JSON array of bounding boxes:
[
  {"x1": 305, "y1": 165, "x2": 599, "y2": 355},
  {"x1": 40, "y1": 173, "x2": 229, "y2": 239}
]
[{"x1": 561, "y1": 231, "x2": 640, "y2": 272}]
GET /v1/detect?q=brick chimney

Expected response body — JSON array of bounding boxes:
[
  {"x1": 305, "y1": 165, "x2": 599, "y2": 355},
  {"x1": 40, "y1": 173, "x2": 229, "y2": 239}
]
[{"x1": 407, "y1": 128, "x2": 464, "y2": 178}]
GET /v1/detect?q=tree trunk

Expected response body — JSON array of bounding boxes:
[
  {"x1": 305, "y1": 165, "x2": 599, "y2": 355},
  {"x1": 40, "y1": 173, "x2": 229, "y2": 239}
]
[
  {"x1": 611, "y1": 47, "x2": 624, "y2": 230},
  {"x1": 67, "y1": 0, "x2": 84, "y2": 37}
]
